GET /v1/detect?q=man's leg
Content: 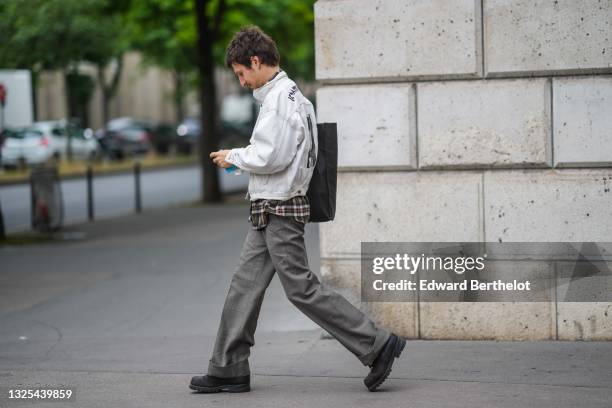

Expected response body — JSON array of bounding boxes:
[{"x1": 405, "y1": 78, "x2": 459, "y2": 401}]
[
  {"x1": 264, "y1": 214, "x2": 391, "y2": 367},
  {"x1": 207, "y1": 227, "x2": 276, "y2": 378}
]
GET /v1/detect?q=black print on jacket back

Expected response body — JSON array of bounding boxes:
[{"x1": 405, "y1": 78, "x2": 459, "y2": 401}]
[{"x1": 288, "y1": 85, "x2": 298, "y2": 101}]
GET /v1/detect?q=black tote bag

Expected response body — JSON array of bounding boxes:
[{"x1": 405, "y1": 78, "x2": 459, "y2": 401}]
[{"x1": 305, "y1": 118, "x2": 337, "y2": 223}]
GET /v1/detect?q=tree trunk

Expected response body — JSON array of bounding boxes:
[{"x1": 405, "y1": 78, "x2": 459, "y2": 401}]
[
  {"x1": 63, "y1": 68, "x2": 74, "y2": 162},
  {"x1": 172, "y1": 70, "x2": 185, "y2": 123},
  {"x1": 195, "y1": 0, "x2": 221, "y2": 203},
  {"x1": 97, "y1": 55, "x2": 124, "y2": 131},
  {"x1": 97, "y1": 66, "x2": 110, "y2": 131},
  {"x1": 31, "y1": 71, "x2": 39, "y2": 121}
]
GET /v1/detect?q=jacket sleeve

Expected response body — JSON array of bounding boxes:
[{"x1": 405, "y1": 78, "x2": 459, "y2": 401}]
[{"x1": 225, "y1": 99, "x2": 301, "y2": 175}]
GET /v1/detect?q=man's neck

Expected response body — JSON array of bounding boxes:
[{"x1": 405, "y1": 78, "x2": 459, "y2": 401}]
[
  {"x1": 267, "y1": 70, "x2": 281, "y2": 82},
  {"x1": 260, "y1": 66, "x2": 281, "y2": 86}
]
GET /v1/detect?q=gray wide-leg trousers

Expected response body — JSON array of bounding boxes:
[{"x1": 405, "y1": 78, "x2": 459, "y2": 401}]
[{"x1": 207, "y1": 213, "x2": 391, "y2": 378}]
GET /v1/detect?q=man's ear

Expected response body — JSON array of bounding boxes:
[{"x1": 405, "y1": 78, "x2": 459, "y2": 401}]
[{"x1": 250, "y1": 55, "x2": 261, "y2": 70}]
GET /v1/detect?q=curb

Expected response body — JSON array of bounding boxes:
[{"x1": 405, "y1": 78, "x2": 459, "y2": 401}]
[{"x1": 0, "y1": 161, "x2": 199, "y2": 187}]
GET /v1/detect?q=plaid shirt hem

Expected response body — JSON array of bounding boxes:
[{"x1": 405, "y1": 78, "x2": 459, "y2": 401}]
[{"x1": 249, "y1": 196, "x2": 310, "y2": 230}]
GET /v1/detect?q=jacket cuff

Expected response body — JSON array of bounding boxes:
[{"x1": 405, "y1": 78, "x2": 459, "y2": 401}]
[{"x1": 225, "y1": 149, "x2": 241, "y2": 168}]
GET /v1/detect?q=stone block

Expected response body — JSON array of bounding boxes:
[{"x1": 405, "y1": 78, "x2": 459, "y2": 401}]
[
  {"x1": 316, "y1": 84, "x2": 416, "y2": 169},
  {"x1": 484, "y1": 169, "x2": 612, "y2": 242},
  {"x1": 553, "y1": 76, "x2": 612, "y2": 167},
  {"x1": 315, "y1": 0, "x2": 482, "y2": 81},
  {"x1": 557, "y1": 303, "x2": 612, "y2": 340},
  {"x1": 417, "y1": 78, "x2": 552, "y2": 169},
  {"x1": 484, "y1": 0, "x2": 612, "y2": 76},
  {"x1": 319, "y1": 171, "x2": 483, "y2": 257},
  {"x1": 420, "y1": 302, "x2": 555, "y2": 340}
]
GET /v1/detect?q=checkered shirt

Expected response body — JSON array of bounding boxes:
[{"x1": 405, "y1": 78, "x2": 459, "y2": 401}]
[{"x1": 249, "y1": 196, "x2": 310, "y2": 230}]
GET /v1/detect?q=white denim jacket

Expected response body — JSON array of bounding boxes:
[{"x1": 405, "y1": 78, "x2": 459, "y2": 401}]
[{"x1": 226, "y1": 70, "x2": 318, "y2": 201}]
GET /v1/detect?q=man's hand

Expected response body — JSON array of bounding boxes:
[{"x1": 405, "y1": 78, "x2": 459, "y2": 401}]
[{"x1": 210, "y1": 149, "x2": 232, "y2": 168}]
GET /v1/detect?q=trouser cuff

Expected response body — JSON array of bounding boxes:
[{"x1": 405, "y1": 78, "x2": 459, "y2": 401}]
[
  {"x1": 207, "y1": 358, "x2": 251, "y2": 378},
  {"x1": 358, "y1": 329, "x2": 392, "y2": 366}
]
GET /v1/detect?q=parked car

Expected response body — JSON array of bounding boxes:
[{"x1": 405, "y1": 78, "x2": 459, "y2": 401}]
[
  {"x1": 1, "y1": 126, "x2": 61, "y2": 168},
  {"x1": 0, "y1": 120, "x2": 98, "y2": 168},
  {"x1": 150, "y1": 122, "x2": 178, "y2": 155},
  {"x1": 31, "y1": 120, "x2": 99, "y2": 161},
  {"x1": 174, "y1": 94, "x2": 260, "y2": 155},
  {"x1": 96, "y1": 117, "x2": 153, "y2": 160}
]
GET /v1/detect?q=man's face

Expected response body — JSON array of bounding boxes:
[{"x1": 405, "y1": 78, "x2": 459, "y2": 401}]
[{"x1": 231, "y1": 57, "x2": 263, "y2": 90}]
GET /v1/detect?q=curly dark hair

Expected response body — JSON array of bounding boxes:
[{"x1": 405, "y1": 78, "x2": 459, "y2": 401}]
[{"x1": 225, "y1": 25, "x2": 280, "y2": 69}]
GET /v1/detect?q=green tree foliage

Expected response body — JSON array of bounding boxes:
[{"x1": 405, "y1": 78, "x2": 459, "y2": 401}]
[
  {"x1": 215, "y1": 0, "x2": 315, "y2": 81},
  {"x1": 127, "y1": 0, "x2": 315, "y2": 84},
  {"x1": 0, "y1": 0, "x2": 125, "y2": 71},
  {"x1": 0, "y1": 0, "x2": 129, "y2": 128},
  {"x1": 127, "y1": 0, "x2": 197, "y2": 71},
  {"x1": 126, "y1": 0, "x2": 198, "y2": 122}
]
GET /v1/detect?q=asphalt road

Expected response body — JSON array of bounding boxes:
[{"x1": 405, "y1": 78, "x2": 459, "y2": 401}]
[{"x1": 0, "y1": 165, "x2": 248, "y2": 233}]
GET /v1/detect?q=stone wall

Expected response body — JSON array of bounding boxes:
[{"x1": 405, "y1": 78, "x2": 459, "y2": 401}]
[{"x1": 314, "y1": 0, "x2": 612, "y2": 340}]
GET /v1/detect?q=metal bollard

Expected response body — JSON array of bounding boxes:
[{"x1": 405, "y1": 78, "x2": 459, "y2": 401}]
[
  {"x1": 86, "y1": 165, "x2": 94, "y2": 221},
  {"x1": 134, "y1": 161, "x2": 142, "y2": 213}
]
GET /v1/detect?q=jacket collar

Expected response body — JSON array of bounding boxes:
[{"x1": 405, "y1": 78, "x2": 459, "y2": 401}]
[{"x1": 253, "y1": 69, "x2": 287, "y2": 103}]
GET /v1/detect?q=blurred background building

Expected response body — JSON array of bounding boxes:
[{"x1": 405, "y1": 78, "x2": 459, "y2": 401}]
[{"x1": 35, "y1": 53, "x2": 241, "y2": 130}]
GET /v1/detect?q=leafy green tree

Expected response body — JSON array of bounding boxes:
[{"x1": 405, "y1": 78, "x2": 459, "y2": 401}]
[
  {"x1": 127, "y1": 0, "x2": 198, "y2": 123},
  {"x1": 193, "y1": 0, "x2": 225, "y2": 202},
  {"x1": 87, "y1": 0, "x2": 132, "y2": 132},
  {"x1": 0, "y1": 0, "x2": 129, "y2": 136},
  {"x1": 215, "y1": 0, "x2": 315, "y2": 81}
]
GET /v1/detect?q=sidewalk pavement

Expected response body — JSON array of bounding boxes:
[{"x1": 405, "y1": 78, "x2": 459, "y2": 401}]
[{"x1": 0, "y1": 200, "x2": 611, "y2": 407}]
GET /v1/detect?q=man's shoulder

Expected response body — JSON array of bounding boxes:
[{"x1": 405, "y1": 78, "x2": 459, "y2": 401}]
[{"x1": 263, "y1": 77, "x2": 304, "y2": 109}]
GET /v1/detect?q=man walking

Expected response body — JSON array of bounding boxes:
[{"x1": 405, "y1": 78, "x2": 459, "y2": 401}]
[{"x1": 189, "y1": 26, "x2": 405, "y2": 393}]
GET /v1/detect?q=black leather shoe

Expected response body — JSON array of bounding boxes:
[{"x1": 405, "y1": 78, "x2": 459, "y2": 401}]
[
  {"x1": 364, "y1": 334, "x2": 406, "y2": 391},
  {"x1": 189, "y1": 374, "x2": 250, "y2": 393}
]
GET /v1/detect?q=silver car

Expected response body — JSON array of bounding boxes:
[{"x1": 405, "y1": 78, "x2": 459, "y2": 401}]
[
  {"x1": 1, "y1": 120, "x2": 99, "y2": 168},
  {"x1": 1, "y1": 127, "x2": 61, "y2": 168}
]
